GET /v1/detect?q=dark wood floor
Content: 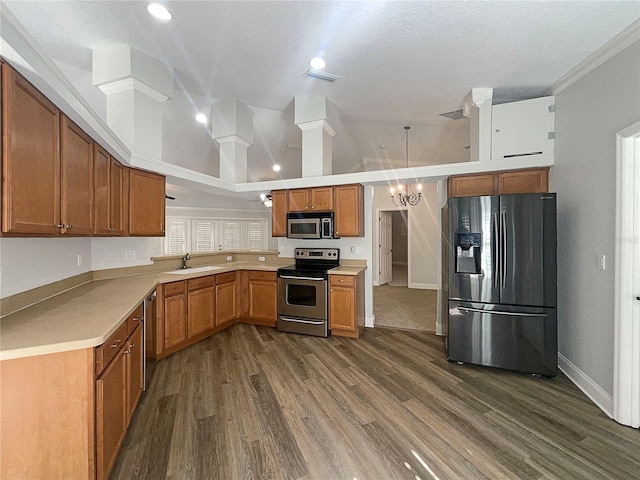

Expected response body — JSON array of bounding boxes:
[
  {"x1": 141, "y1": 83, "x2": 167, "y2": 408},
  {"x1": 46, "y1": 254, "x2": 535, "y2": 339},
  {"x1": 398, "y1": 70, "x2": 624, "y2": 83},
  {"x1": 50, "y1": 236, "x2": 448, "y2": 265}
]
[{"x1": 111, "y1": 324, "x2": 639, "y2": 480}]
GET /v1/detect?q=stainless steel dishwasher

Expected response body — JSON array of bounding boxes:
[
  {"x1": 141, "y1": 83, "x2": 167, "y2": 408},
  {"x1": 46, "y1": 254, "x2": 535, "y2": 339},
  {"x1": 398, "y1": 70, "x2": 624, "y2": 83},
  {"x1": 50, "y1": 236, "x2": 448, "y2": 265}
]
[{"x1": 143, "y1": 290, "x2": 157, "y2": 390}]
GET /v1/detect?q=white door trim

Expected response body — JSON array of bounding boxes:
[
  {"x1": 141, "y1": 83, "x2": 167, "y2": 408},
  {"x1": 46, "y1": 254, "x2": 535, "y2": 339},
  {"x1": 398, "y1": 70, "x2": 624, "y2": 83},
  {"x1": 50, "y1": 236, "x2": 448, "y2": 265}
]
[{"x1": 613, "y1": 121, "x2": 640, "y2": 428}]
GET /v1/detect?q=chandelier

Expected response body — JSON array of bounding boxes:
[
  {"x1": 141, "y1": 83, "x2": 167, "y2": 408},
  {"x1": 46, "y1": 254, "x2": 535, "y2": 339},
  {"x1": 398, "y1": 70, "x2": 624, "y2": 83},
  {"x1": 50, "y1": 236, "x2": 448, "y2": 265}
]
[{"x1": 390, "y1": 126, "x2": 422, "y2": 206}]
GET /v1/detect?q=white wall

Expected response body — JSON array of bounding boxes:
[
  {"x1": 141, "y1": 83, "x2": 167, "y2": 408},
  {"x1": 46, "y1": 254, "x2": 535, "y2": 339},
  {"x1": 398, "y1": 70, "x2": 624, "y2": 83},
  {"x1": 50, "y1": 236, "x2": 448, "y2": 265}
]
[
  {"x1": 552, "y1": 40, "x2": 640, "y2": 396},
  {"x1": 90, "y1": 237, "x2": 163, "y2": 271},
  {"x1": 0, "y1": 237, "x2": 91, "y2": 298},
  {"x1": 371, "y1": 183, "x2": 440, "y2": 289}
]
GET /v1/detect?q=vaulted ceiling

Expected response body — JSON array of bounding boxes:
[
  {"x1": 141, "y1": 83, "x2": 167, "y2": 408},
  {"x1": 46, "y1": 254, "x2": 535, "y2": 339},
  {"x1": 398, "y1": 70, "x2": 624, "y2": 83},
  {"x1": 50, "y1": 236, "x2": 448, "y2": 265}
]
[{"x1": 1, "y1": 1, "x2": 638, "y2": 206}]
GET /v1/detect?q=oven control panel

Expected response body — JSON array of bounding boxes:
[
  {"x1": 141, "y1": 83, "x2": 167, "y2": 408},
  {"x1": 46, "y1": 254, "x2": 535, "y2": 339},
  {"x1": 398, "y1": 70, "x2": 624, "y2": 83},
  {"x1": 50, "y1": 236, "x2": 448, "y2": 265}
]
[{"x1": 294, "y1": 248, "x2": 340, "y2": 260}]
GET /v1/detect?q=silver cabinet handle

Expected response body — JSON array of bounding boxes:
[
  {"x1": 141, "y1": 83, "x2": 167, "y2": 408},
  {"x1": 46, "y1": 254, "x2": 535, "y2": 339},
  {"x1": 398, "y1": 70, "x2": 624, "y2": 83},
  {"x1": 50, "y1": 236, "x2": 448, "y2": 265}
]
[
  {"x1": 458, "y1": 306, "x2": 547, "y2": 317},
  {"x1": 110, "y1": 339, "x2": 122, "y2": 348}
]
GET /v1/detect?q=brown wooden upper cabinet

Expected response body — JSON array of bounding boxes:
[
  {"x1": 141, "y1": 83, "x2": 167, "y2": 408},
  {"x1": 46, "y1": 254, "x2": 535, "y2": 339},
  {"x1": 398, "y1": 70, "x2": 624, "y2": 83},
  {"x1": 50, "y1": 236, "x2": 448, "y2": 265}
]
[
  {"x1": 1, "y1": 62, "x2": 61, "y2": 235},
  {"x1": 447, "y1": 168, "x2": 549, "y2": 198},
  {"x1": 288, "y1": 186, "x2": 333, "y2": 212},
  {"x1": 334, "y1": 184, "x2": 364, "y2": 238},
  {"x1": 60, "y1": 115, "x2": 94, "y2": 235},
  {"x1": 2, "y1": 62, "x2": 166, "y2": 238},
  {"x1": 94, "y1": 145, "x2": 128, "y2": 236},
  {"x1": 128, "y1": 167, "x2": 165, "y2": 237},
  {"x1": 271, "y1": 189, "x2": 288, "y2": 237},
  {"x1": 271, "y1": 183, "x2": 363, "y2": 238}
]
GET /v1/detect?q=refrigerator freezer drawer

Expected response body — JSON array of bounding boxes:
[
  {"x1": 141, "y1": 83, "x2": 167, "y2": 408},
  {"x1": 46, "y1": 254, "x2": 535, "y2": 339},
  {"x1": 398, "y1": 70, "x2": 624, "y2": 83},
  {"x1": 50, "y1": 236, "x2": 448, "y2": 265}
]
[{"x1": 447, "y1": 301, "x2": 557, "y2": 376}]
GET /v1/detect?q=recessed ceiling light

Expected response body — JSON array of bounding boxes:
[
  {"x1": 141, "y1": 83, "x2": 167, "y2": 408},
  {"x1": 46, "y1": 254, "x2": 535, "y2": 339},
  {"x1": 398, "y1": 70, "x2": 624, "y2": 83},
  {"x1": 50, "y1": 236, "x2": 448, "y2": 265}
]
[
  {"x1": 147, "y1": 3, "x2": 172, "y2": 21},
  {"x1": 195, "y1": 113, "x2": 207, "y2": 124},
  {"x1": 272, "y1": 164, "x2": 281, "y2": 172},
  {"x1": 309, "y1": 57, "x2": 326, "y2": 70}
]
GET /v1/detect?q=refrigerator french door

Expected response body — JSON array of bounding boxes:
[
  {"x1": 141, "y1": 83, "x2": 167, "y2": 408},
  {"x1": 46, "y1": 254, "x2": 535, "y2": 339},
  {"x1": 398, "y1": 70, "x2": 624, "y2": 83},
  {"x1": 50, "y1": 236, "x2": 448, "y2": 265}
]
[{"x1": 447, "y1": 193, "x2": 557, "y2": 376}]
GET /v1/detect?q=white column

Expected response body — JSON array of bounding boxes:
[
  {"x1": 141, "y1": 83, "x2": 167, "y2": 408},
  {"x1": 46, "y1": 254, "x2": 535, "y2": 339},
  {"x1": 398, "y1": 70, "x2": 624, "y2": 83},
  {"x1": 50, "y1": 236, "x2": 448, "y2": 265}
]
[
  {"x1": 211, "y1": 99, "x2": 253, "y2": 184},
  {"x1": 294, "y1": 96, "x2": 338, "y2": 178},
  {"x1": 464, "y1": 88, "x2": 493, "y2": 163},
  {"x1": 92, "y1": 46, "x2": 173, "y2": 161}
]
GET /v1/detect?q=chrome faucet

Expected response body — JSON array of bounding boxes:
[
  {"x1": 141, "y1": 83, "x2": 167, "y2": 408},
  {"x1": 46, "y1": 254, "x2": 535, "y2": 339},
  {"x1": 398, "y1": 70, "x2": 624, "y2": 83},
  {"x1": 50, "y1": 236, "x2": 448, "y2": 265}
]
[{"x1": 181, "y1": 253, "x2": 191, "y2": 269}]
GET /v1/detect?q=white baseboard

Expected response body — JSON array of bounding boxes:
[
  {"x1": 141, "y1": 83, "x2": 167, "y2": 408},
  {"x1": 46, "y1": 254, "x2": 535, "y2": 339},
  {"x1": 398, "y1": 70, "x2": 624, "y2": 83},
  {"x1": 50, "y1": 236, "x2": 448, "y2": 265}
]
[
  {"x1": 365, "y1": 314, "x2": 375, "y2": 328},
  {"x1": 408, "y1": 282, "x2": 438, "y2": 290},
  {"x1": 558, "y1": 353, "x2": 613, "y2": 418}
]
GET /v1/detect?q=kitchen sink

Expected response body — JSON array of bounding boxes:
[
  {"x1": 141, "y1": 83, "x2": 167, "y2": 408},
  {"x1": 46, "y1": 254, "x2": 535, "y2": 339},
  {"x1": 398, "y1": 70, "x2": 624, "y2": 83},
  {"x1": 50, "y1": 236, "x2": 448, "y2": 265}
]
[{"x1": 166, "y1": 265, "x2": 225, "y2": 275}]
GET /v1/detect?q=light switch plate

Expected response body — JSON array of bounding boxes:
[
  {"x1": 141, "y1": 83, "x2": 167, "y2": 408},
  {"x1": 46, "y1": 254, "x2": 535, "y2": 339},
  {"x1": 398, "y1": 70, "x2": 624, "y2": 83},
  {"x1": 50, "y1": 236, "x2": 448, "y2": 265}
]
[{"x1": 598, "y1": 254, "x2": 606, "y2": 270}]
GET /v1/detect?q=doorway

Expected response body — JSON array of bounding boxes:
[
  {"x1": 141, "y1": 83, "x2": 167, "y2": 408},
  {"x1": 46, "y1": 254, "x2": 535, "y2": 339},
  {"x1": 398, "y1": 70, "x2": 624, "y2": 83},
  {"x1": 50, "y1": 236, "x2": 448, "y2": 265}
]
[
  {"x1": 613, "y1": 121, "x2": 640, "y2": 428},
  {"x1": 378, "y1": 210, "x2": 408, "y2": 287}
]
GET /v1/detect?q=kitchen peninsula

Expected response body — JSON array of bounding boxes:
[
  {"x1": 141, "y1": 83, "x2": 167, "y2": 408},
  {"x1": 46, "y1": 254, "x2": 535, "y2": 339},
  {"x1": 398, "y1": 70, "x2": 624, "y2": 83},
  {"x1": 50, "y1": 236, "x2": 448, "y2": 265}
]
[{"x1": 0, "y1": 251, "x2": 366, "y2": 480}]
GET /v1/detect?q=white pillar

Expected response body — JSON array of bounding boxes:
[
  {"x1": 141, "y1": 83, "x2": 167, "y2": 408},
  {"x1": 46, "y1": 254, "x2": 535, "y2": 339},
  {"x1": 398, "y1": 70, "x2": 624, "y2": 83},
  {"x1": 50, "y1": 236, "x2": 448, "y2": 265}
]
[
  {"x1": 211, "y1": 99, "x2": 253, "y2": 184},
  {"x1": 92, "y1": 46, "x2": 173, "y2": 161},
  {"x1": 294, "y1": 96, "x2": 338, "y2": 178},
  {"x1": 464, "y1": 88, "x2": 493, "y2": 163}
]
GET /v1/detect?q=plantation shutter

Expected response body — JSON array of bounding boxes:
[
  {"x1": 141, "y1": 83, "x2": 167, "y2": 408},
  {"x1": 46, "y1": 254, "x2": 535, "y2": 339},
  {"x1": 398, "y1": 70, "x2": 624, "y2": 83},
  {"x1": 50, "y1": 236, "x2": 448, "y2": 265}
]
[
  {"x1": 165, "y1": 220, "x2": 188, "y2": 255},
  {"x1": 221, "y1": 221, "x2": 242, "y2": 250},
  {"x1": 246, "y1": 220, "x2": 266, "y2": 251},
  {"x1": 194, "y1": 221, "x2": 216, "y2": 253}
]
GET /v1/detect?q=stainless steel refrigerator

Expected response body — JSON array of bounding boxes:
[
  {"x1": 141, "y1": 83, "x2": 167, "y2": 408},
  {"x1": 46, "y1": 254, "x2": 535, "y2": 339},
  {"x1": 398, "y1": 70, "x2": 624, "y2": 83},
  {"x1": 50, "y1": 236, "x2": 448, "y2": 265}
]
[{"x1": 446, "y1": 193, "x2": 557, "y2": 376}]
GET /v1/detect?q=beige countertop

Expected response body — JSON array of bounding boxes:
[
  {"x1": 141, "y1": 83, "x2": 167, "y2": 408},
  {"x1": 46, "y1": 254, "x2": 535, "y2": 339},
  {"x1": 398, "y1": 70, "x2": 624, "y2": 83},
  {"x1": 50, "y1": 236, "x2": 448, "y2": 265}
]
[
  {"x1": 0, "y1": 261, "x2": 290, "y2": 361},
  {"x1": 328, "y1": 265, "x2": 366, "y2": 275}
]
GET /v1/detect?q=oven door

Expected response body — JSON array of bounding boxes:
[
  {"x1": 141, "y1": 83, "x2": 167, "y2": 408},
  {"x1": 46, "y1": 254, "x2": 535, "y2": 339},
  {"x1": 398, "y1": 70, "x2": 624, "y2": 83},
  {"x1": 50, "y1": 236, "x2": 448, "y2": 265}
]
[{"x1": 278, "y1": 275, "x2": 327, "y2": 320}]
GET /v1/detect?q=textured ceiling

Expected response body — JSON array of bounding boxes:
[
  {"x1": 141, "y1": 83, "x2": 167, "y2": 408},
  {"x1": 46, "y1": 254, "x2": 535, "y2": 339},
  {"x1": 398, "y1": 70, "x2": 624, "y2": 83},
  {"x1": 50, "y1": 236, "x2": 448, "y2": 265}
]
[{"x1": 2, "y1": 1, "x2": 639, "y2": 203}]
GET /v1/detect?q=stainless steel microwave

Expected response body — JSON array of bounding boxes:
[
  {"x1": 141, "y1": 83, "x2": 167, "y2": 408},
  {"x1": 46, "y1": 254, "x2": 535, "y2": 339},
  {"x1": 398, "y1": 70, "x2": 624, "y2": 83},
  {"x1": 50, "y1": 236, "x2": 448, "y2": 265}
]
[{"x1": 287, "y1": 212, "x2": 333, "y2": 239}]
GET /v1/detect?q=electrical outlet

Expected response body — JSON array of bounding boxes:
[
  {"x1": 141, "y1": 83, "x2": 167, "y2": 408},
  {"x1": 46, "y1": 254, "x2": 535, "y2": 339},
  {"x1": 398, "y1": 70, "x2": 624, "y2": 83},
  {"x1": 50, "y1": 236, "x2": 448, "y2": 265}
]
[
  {"x1": 125, "y1": 250, "x2": 136, "y2": 261},
  {"x1": 226, "y1": 255, "x2": 233, "y2": 261},
  {"x1": 350, "y1": 246, "x2": 363, "y2": 255},
  {"x1": 258, "y1": 256, "x2": 265, "y2": 262},
  {"x1": 598, "y1": 254, "x2": 606, "y2": 270},
  {"x1": 77, "y1": 254, "x2": 83, "y2": 267}
]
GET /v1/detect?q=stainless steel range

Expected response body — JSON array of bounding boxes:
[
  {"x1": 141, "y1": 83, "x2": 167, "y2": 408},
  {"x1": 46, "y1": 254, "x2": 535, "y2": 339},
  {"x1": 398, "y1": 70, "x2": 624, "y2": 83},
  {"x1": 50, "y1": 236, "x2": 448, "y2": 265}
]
[{"x1": 277, "y1": 248, "x2": 340, "y2": 337}]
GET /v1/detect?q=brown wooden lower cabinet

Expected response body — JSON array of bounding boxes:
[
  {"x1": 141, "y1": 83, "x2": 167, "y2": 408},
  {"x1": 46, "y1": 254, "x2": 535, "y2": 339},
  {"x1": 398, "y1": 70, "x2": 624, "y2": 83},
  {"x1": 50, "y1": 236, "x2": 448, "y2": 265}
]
[
  {"x1": 216, "y1": 271, "x2": 237, "y2": 326},
  {"x1": 329, "y1": 271, "x2": 365, "y2": 338},
  {"x1": 163, "y1": 283, "x2": 187, "y2": 350},
  {"x1": 246, "y1": 270, "x2": 277, "y2": 326},
  {"x1": 187, "y1": 276, "x2": 215, "y2": 337},
  {"x1": 96, "y1": 314, "x2": 144, "y2": 480}
]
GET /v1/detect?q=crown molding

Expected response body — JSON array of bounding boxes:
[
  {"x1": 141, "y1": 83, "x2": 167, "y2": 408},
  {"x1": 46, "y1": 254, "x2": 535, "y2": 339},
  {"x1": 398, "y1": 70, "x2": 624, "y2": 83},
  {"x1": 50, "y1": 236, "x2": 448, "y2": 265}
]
[
  {"x1": 552, "y1": 19, "x2": 640, "y2": 94},
  {"x1": 216, "y1": 135, "x2": 252, "y2": 148},
  {"x1": 297, "y1": 119, "x2": 336, "y2": 137},
  {"x1": 97, "y1": 77, "x2": 170, "y2": 102}
]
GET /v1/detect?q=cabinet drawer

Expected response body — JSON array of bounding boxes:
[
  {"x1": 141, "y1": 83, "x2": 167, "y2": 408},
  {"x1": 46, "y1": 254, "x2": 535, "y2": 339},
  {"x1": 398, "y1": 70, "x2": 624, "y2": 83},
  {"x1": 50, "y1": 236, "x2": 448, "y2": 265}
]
[
  {"x1": 164, "y1": 281, "x2": 186, "y2": 296},
  {"x1": 330, "y1": 275, "x2": 355, "y2": 287},
  {"x1": 187, "y1": 275, "x2": 215, "y2": 291},
  {"x1": 96, "y1": 321, "x2": 128, "y2": 375},
  {"x1": 249, "y1": 270, "x2": 276, "y2": 282},
  {"x1": 125, "y1": 303, "x2": 144, "y2": 337},
  {"x1": 216, "y1": 271, "x2": 237, "y2": 285}
]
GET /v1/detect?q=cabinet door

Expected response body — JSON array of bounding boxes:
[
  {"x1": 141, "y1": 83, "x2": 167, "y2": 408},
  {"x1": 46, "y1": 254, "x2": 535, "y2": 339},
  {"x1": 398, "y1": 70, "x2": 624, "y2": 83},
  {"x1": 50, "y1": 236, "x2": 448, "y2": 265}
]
[
  {"x1": 329, "y1": 286, "x2": 355, "y2": 331},
  {"x1": 96, "y1": 348, "x2": 127, "y2": 480},
  {"x1": 2, "y1": 63, "x2": 61, "y2": 234},
  {"x1": 334, "y1": 184, "x2": 363, "y2": 237},
  {"x1": 187, "y1": 286, "x2": 215, "y2": 337},
  {"x1": 60, "y1": 116, "x2": 94, "y2": 235},
  {"x1": 498, "y1": 168, "x2": 549, "y2": 195},
  {"x1": 249, "y1": 279, "x2": 277, "y2": 324},
  {"x1": 310, "y1": 187, "x2": 333, "y2": 211},
  {"x1": 164, "y1": 294, "x2": 187, "y2": 349},
  {"x1": 216, "y1": 281, "x2": 237, "y2": 326},
  {"x1": 129, "y1": 169, "x2": 165, "y2": 236},
  {"x1": 448, "y1": 174, "x2": 497, "y2": 198},
  {"x1": 110, "y1": 159, "x2": 125, "y2": 235},
  {"x1": 288, "y1": 188, "x2": 309, "y2": 212},
  {"x1": 271, "y1": 190, "x2": 288, "y2": 237},
  {"x1": 93, "y1": 145, "x2": 111, "y2": 235},
  {"x1": 125, "y1": 324, "x2": 143, "y2": 424}
]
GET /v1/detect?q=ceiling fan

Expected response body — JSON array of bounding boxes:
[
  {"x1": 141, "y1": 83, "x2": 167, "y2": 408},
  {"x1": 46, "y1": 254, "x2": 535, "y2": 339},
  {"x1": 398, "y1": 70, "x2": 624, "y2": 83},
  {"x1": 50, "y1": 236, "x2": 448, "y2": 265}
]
[{"x1": 247, "y1": 193, "x2": 272, "y2": 207}]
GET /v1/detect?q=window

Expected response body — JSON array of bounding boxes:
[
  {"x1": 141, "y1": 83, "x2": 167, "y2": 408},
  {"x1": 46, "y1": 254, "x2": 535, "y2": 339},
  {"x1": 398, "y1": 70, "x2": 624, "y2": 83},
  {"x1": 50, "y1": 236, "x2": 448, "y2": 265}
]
[
  {"x1": 193, "y1": 221, "x2": 216, "y2": 253},
  {"x1": 164, "y1": 217, "x2": 268, "y2": 254},
  {"x1": 165, "y1": 219, "x2": 189, "y2": 255}
]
